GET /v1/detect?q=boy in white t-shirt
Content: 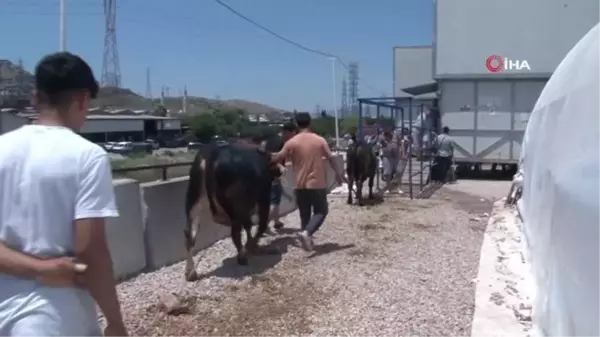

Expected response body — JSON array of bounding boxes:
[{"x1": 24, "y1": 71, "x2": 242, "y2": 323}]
[{"x1": 0, "y1": 52, "x2": 127, "y2": 336}]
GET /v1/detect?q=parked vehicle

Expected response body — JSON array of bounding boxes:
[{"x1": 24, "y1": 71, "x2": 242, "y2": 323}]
[
  {"x1": 164, "y1": 138, "x2": 188, "y2": 148},
  {"x1": 145, "y1": 139, "x2": 160, "y2": 150},
  {"x1": 111, "y1": 141, "x2": 153, "y2": 155},
  {"x1": 104, "y1": 142, "x2": 117, "y2": 151},
  {"x1": 188, "y1": 141, "x2": 206, "y2": 151}
]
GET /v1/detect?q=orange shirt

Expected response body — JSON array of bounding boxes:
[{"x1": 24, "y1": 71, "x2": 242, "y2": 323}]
[{"x1": 279, "y1": 131, "x2": 331, "y2": 189}]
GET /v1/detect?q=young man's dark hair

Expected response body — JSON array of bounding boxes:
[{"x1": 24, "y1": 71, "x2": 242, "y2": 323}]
[
  {"x1": 442, "y1": 126, "x2": 450, "y2": 134},
  {"x1": 295, "y1": 112, "x2": 312, "y2": 129},
  {"x1": 34, "y1": 52, "x2": 99, "y2": 108}
]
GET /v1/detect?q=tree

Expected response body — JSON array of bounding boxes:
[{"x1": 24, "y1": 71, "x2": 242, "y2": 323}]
[
  {"x1": 152, "y1": 104, "x2": 168, "y2": 117},
  {"x1": 340, "y1": 116, "x2": 359, "y2": 134},
  {"x1": 189, "y1": 113, "x2": 218, "y2": 142},
  {"x1": 311, "y1": 116, "x2": 336, "y2": 137}
]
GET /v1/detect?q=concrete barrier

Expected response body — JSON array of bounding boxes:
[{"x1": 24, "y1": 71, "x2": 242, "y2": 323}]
[
  {"x1": 108, "y1": 155, "x2": 343, "y2": 275},
  {"x1": 141, "y1": 177, "x2": 229, "y2": 270},
  {"x1": 107, "y1": 179, "x2": 146, "y2": 279}
]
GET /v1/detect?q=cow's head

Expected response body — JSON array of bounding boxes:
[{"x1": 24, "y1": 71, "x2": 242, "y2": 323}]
[{"x1": 256, "y1": 148, "x2": 284, "y2": 180}]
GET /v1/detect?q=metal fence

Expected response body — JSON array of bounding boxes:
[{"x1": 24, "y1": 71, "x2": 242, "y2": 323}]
[{"x1": 357, "y1": 96, "x2": 437, "y2": 199}]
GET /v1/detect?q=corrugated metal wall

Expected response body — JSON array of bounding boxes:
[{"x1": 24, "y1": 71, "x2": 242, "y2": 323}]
[
  {"x1": 434, "y1": 0, "x2": 599, "y2": 77},
  {"x1": 439, "y1": 79, "x2": 546, "y2": 163}
]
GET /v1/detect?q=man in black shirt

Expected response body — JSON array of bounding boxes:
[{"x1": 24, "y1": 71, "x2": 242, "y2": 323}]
[{"x1": 262, "y1": 122, "x2": 297, "y2": 230}]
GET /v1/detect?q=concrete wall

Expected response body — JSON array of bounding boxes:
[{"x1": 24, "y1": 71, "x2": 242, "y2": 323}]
[
  {"x1": 106, "y1": 155, "x2": 343, "y2": 279},
  {"x1": 0, "y1": 112, "x2": 29, "y2": 135},
  {"x1": 434, "y1": 0, "x2": 599, "y2": 78},
  {"x1": 393, "y1": 46, "x2": 435, "y2": 98}
]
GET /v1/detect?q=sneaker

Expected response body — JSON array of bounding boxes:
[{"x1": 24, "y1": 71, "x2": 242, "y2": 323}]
[
  {"x1": 273, "y1": 221, "x2": 285, "y2": 230},
  {"x1": 298, "y1": 231, "x2": 314, "y2": 252}
]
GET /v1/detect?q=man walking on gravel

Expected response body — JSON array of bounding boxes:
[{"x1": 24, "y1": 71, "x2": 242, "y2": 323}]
[
  {"x1": 272, "y1": 113, "x2": 344, "y2": 251},
  {"x1": 0, "y1": 52, "x2": 127, "y2": 336}
]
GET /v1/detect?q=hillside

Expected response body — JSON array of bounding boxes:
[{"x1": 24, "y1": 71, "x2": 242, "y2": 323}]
[
  {"x1": 0, "y1": 60, "x2": 284, "y2": 115},
  {"x1": 95, "y1": 87, "x2": 284, "y2": 116}
]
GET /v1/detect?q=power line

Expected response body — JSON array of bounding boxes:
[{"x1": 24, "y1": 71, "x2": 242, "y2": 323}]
[
  {"x1": 212, "y1": 0, "x2": 385, "y2": 95},
  {"x1": 7, "y1": 1, "x2": 386, "y2": 96}
]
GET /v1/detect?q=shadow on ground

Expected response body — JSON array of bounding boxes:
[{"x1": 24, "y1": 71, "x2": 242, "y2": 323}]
[
  {"x1": 347, "y1": 194, "x2": 385, "y2": 207},
  {"x1": 197, "y1": 236, "x2": 297, "y2": 280},
  {"x1": 308, "y1": 243, "x2": 355, "y2": 259}
]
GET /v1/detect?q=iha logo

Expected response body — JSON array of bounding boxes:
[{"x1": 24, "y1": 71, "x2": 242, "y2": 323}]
[{"x1": 485, "y1": 55, "x2": 531, "y2": 72}]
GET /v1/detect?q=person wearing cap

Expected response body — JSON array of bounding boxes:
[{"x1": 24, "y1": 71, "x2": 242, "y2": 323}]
[{"x1": 0, "y1": 52, "x2": 127, "y2": 336}]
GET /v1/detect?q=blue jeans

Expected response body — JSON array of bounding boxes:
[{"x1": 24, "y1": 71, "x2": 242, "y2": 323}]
[{"x1": 270, "y1": 180, "x2": 283, "y2": 205}]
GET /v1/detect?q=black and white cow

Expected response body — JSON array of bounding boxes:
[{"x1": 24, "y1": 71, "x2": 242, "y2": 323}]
[{"x1": 183, "y1": 143, "x2": 282, "y2": 281}]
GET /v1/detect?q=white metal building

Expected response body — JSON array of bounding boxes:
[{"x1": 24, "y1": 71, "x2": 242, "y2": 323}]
[{"x1": 394, "y1": 0, "x2": 599, "y2": 165}]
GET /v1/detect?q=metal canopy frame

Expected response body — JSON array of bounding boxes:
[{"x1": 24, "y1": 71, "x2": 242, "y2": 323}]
[
  {"x1": 357, "y1": 96, "x2": 417, "y2": 138},
  {"x1": 400, "y1": 82, "x2": 438, "y2": 96},
  {"x1": 356, "y1": 96, "x2": 435, "y2": 199}
]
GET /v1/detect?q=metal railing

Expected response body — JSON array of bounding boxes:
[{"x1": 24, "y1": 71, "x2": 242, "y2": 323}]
[
  {"x1": 112, "y1": 161, "x2": 193, "y2": 181},
  {"x1": 356, "y1": 96, "x2": 437, "y2": 199},
  {"x1": 111, "y1": 145, "x2": 350, "y2": 182}
]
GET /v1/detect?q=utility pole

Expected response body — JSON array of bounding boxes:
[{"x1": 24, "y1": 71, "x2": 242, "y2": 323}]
[
  {"x1": 101, "y1": 0, "x2": 121, "y2": 87},
  {"x1": 59, "y1": 0, "x2": 66, "y2": 51},
  {"x1": 182, "y1": 85, "x2": 188, "y2": 114},
  {"x1": 145, "y1": 67, "x2": 152, "y2": 99},
  {"x1": 328, "y1": 57, "x2": 340, "y2": 148}
]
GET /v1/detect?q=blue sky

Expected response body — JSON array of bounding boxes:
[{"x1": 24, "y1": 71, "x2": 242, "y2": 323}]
[{"x1": 1, "y1": 0, "x2": 432, "y2": 111}]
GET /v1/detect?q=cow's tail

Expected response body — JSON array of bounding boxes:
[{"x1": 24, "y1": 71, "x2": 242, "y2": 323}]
[{"x1": 185, "y1": 152, "x2": 204, "y2": 220}]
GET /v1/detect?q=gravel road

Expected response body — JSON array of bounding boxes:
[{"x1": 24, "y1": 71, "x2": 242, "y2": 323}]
[{"x1": 115, "y1": 180, "x2": 509, "y2": 336}]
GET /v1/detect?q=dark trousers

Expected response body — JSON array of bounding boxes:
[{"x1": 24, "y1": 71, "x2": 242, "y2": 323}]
[
  {"x1": 295, "y1": 189, "x2": 328, "y2": 236},
  {"x1": 432, "y1": 156, "x2": 452, "y2": 182}
]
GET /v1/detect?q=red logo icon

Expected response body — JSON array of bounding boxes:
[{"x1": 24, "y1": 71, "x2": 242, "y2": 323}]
[{"x1": 485, "y1": 55, "x2": 504, "y2": 72}]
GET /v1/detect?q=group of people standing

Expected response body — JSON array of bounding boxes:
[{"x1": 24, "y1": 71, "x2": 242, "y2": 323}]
[{"x1": 359, "y1": 120, "x2": 456, "y2": 190}]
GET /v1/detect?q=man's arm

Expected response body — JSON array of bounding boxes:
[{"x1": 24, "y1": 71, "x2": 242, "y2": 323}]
[
  {"x1": 321, "y1": 138, "x2": 344, "y2": 180},
  {"x1": 73, "y1": 152, "x2": 126, "y2": 334},
  {"x1": 0, "y1": 242, "x2": 46, "y2": 279},
  {"x1": 272, "y1": 141, "x2": 291, "y2": 163}
]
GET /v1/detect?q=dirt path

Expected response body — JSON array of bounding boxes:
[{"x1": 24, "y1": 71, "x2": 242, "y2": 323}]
[{"x1": 117, "y1": 180, "x2": 505, "y2": 336}]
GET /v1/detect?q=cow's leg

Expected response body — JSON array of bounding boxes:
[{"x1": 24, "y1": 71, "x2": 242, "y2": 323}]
[
  {"x1": 231, "y1": 223, "x2": 248, "y2": 265},
  {"x1": 347, "y1": 177, "x2": 354, "y2": 205},
  {"x1": 184, "y1": 202, "x2": 202, "y2": 281},
  {"x1": 368, "y1": 174, "x2": 375, "y2": 199},
  {"x1": 357, "y1": 177, "x2": 364, "y2": 206},
  {"x1": 247, "y1": 195, "x2": 273, "y2": 254}
]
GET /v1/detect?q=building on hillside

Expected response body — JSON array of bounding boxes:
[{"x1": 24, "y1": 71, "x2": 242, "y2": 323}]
[{"x1": 0, "y1": 107, "x2": 182, "y2": 143}]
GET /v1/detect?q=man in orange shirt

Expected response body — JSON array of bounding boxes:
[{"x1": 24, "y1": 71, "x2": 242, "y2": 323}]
[{"x1": 272, "y1": 113, "x2": 344, "y2": 251}]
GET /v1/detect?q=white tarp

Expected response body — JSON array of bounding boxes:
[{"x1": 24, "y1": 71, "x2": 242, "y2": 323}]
[{"x1": 518, "y1": 23, "x2": 599, "y2": 336}]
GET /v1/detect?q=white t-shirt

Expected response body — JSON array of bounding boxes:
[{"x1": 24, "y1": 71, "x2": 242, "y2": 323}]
[{"x1": 0, "y1": 125, "x2": 119, "y2": 336}]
